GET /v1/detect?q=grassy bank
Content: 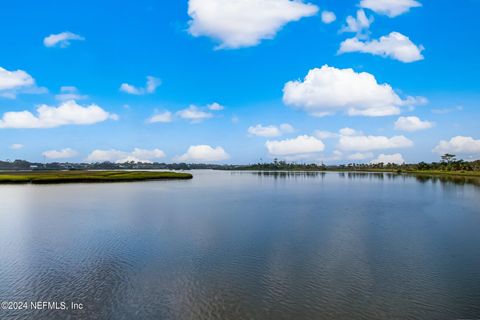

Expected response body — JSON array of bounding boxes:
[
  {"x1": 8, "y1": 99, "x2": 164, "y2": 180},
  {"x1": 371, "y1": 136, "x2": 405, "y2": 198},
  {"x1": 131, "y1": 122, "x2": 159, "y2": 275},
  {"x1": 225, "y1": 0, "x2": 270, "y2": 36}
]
[
  {"x1": 402, "y1": 170, "x2": 480, "y2": 178},
  {"x1": 0, "y1": 171, "x2": 193, "y2": 184}
]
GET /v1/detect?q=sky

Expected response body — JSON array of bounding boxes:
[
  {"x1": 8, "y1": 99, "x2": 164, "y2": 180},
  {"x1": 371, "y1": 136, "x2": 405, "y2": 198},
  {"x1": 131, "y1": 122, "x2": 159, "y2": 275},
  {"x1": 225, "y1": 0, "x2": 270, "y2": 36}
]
[{"x1": 0, "y1": 0, "x2": 479, "y2": 164}]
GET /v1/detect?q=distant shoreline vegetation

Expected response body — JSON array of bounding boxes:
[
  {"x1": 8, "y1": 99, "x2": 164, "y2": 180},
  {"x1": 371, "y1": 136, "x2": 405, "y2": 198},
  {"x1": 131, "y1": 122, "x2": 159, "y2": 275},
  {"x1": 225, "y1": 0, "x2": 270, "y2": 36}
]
[
  {"x1": 0, "y1": 154, "x2": 479, "y2": 179},
  {"x1": 0, "y1": 171, "x2": 193, "y2": 184}
]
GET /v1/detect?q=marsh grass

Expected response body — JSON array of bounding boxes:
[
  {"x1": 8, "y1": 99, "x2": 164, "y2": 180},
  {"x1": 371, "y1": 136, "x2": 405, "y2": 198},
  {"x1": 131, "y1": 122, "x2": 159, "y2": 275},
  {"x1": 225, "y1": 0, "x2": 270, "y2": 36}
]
[{"x1": 0, "y1": 171, "x2": 193, "y2": 184}]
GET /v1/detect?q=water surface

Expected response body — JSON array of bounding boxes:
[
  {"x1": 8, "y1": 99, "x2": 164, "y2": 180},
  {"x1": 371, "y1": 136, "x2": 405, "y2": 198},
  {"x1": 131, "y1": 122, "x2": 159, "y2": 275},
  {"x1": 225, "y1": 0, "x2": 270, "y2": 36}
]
[{"x1": 1, "y1": 170, "x2": 479, "y2": 319}]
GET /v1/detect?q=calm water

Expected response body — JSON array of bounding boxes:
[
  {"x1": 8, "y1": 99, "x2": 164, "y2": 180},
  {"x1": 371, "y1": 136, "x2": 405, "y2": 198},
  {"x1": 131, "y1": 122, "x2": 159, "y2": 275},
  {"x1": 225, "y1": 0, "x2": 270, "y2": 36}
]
[{"x1": 0, "y1": 170, "x2": 479, "y2": 320}]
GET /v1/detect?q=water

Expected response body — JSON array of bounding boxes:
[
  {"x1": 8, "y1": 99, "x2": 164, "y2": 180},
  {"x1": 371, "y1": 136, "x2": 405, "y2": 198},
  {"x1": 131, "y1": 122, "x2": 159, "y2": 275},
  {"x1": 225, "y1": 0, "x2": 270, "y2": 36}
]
[{"x1": 0, "y1": 170, "x2": 479, "y2": 320}]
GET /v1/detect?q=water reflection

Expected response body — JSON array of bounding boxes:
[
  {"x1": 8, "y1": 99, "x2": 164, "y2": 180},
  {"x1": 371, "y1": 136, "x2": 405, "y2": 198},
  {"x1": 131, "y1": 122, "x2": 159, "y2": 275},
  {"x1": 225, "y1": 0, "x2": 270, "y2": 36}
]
[
  {"x1": 334, "y1": 171, "x2": 480, "y2": 188},
  {"x1": 411, "y1": 173, "x2": 480, "y2": 187},
  {"x1": 1, "y1": 170, "x2": 479, "y2": 319},
  {"x1": 340, "y1": 171, "x2": 401, "y2": 181},
  {"x1": 240, "y1": 170, "x2": 480, "y2": 188},
  {"x1": 233, "y1": 171, "x2": 326, "y2": 179}
]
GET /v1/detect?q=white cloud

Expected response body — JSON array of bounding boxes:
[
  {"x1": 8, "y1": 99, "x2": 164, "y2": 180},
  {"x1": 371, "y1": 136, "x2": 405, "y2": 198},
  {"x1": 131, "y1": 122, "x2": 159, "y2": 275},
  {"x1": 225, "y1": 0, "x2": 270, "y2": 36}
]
[
  {"x1": 86, "y1": 148, "x2": 166, "y2": 163},
  {"x1": 395, "y1": 116, "x2": 433, "y2": 132},
  {"x1": 339, "y1": 127, "x2": 360, "y2": 136},
  {"x1": 339, "y1": 133, "x2": 413, "y2": 151},
  {"x1": 266, "y1": 135, "x2": 325, "y2": 156},
  {"x1": 43, "y1": 32, "x2": 85, "y2": 48},
  {"x1": 371, "y1": 153, "x2": 406, "y2": 164},
  {"x1": 175, "y1": 145, "x2": 230, "y2": 162},
  {"x1": 55, "y1": 86, "x2": 88, "y2": 101},
  {"x1": 0, "y1": 100, "x2": 116, "y2": 129},
  {"x1": 147, "y1": 111, "x2": 173, "y2": 123},
  {"x1": 339, "y1": 32, "x2": 424, "y2": 63},
  {"x1": 321, "y1": 11, "x2": 336, "y2": 24},
  {"x1": 187, "y1": 0, "x2": 318, "y2": 49},
  {"x1": 120, "y1": 83, "x2": 141, "y2": 95},
  {"x1": 360, "y1": 0, "x2": 422, "y2": 18},
  {"x1": 42, "y1": 148, "x2": 78, "y2": 159},
  {"x1": 248, "y1": 125, "x2": 281, "y2": 137},
  {"x1": 433, "y1": 136, "x2": 480, "y2": 155},
  {"x1": 146, "y1": 76, "x2": 161, "y2": 93},
  {"x1": 177, "y1": 105, "x2": 213, "y2": 123},
  {"x1": 207, "y1": 102, "x2": 225, "y2": 111},
  {"x1": 283, "y1": 65, "x2": 422, "y2": 117},
  {"x1": 0, "y1": 66, "x2": 46, "y2": 99},
  {"x1": 348, "y1": 152, "x2": 374, "y2": 160},
  {"x1": 0, "y1": 67, "x2": 34, "y2": 91},
  {"x1": 341, "y1": 10, "x2": 373, "y2": 36},
  {"x1": 10, "y1": 144, "x2": 24, "y2": 150},
  {"x1": 248, "y1": 123, "x2": 294, "y2": 137},
  {"x1": 120, "y1": 76, "x2": 161, "y2": 95}
]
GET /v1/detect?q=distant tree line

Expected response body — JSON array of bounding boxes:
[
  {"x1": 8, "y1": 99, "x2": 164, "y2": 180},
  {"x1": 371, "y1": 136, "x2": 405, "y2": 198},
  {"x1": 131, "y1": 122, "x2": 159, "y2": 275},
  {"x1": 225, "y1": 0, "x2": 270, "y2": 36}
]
[
  {"x1": 239, "y1": 158, "x2": 326, "y2": 171},
  {"x1": 334, "y1": 154, "x2": 480, "y2": 172},
  {"x1": 0, "y1": 154, "x2": 479, "y2": 172}
]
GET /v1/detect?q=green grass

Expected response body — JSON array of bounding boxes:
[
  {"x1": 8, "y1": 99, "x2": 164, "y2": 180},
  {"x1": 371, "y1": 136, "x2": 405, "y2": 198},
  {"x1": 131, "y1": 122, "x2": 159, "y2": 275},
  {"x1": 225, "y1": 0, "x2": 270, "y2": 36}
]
[
  {"x1": 0, "y1": 171, "x2": 193, "y2": 184},
  {"x1": 403, "y1": 170, "x2": 480, "y2": 177}
]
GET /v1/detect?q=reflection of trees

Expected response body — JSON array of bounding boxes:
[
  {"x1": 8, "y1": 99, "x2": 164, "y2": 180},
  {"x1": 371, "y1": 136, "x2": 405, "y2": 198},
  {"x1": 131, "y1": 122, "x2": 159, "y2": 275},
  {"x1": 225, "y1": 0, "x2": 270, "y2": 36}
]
[
  {"x1": 240, "y1": 171, "x2": 326, "y2": 179},
  {"x1": 413, "y1": 174, "x2": 480, "y2": 188},
  {"x1": 335, "y1": 171, "x2": 480, "y2": 188},
  {"x1": 342, "y1": 172, "x2": 403, "y2": 181}
]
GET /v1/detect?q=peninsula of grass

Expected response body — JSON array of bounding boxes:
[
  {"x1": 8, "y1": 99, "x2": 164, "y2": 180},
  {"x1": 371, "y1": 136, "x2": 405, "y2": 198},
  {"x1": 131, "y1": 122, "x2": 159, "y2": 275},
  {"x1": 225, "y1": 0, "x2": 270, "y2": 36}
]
[{"x1": 0, "y1": 171, "x2": 193, "y2": 184}]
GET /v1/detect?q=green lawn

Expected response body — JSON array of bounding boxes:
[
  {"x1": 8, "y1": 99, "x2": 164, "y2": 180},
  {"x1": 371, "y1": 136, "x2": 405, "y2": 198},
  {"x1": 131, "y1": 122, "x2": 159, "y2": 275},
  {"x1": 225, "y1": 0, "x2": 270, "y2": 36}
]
[{"x1": 0, "y1": 171, "x2": 193, "y2": 184}]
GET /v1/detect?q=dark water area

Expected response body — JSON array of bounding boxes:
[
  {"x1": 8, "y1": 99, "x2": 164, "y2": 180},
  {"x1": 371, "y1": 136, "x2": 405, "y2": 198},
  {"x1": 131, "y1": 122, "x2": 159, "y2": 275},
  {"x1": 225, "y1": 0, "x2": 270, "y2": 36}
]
[{"x1": 0, "y1": 170, "x2": 479, "y2": 320}]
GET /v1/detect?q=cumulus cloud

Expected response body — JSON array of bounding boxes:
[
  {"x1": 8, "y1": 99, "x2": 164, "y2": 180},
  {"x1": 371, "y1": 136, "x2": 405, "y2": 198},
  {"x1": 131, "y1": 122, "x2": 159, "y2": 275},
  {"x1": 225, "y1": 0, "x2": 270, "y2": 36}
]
[
  {"x1": 0, "y1": 100, "x2": 116, "y2": 129},
  {"x1": 283, "y1": 65, "x2": 423, "y2": 117},
  {"x1": 341, "y1": 10, "x2": 373, "y2": 36},
  {"x1": 265, "y1": 135, "x2": 325, "y2": 156},
  {"x1": 339, "y1": 133, "x2": 413, "y2": 151},
  {"x1": 120, "y1": 76, "x2": 161, "y2": 95},
  {"x1": 177, "y1": 105, "x2": 213, "y2": 123},
  {"x1": 395, "y1": 116, "x2": 433, "y2": 132},
  {"x1": 341, "y1": 128, "x2": 362, "y2": 136},
  {"x1": 147, "y1": 111, "x2": 173, "y2": 124},
  {"x1": 42, "y1": 148, "x2": 78, "y2": 159},
  {"x1": 0, "y1": 67, "x2": 34, "y2": 91},
  {"x1": 86, "y1": 148, "x2": 166, "y2": 163},
  {"x1": 187, "y1": 0, "x2": 318, "y2": 49},
  {"x1": 10, "y1": 144, "x2": 24, "y2": 150},
  {"x1": 348, "y1": 152, "x2": 374, "y2": 160},
  {"x1": 321, "y1": 11, "x2": 336, "y2": 24},
  {"x1": 55, "y1": 86, "x2": 88, "y2": 101},
  {"x1": 207, "y1": 102, "x2": 225, "y2": 111},
  {"x1": 360, "y1": 0, "x2": 422, "y2": 18},
  {"x1": 433, "y1": 136, "x2": 480, "y2": 155},
  {"x1": 0, "y1": 66, "x2": 46, "y2": 99},
  {"x1": 248, "y1": 123, "x2": 294, "y2": 137},
  {"x1": 43, "y1": 32, "x2": 85, "y2": 48},
  {"x1": 339, "y1": 32, "x2": 424, "y2": 63},
  {"x1": 371, "y1": 153, "x2": 406, "y2": 164},
  {"x1": 175, "y1": 145, "x2": 230, "y2": 162}
]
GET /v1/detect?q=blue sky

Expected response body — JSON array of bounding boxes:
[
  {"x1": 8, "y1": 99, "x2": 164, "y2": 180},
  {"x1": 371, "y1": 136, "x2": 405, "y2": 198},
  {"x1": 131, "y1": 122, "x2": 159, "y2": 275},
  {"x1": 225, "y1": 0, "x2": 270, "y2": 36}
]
[{"x1": 0, "y1": 0, "x2": 479, "y2": 164}]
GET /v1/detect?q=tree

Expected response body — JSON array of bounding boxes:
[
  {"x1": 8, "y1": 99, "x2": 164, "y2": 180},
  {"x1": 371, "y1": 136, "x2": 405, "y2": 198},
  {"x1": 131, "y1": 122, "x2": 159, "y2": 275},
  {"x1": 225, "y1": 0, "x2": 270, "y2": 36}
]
[{"x1": 441, "y1": 154, "x2": 456, "y2": 164}]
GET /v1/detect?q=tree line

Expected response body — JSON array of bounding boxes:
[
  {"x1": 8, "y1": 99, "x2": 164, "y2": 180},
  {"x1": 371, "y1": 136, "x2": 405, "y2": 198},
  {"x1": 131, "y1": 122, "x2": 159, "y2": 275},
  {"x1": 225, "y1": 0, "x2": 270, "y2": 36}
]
[{"x1": 0, "y1": 154, "x2": 479, "y2": 172}]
